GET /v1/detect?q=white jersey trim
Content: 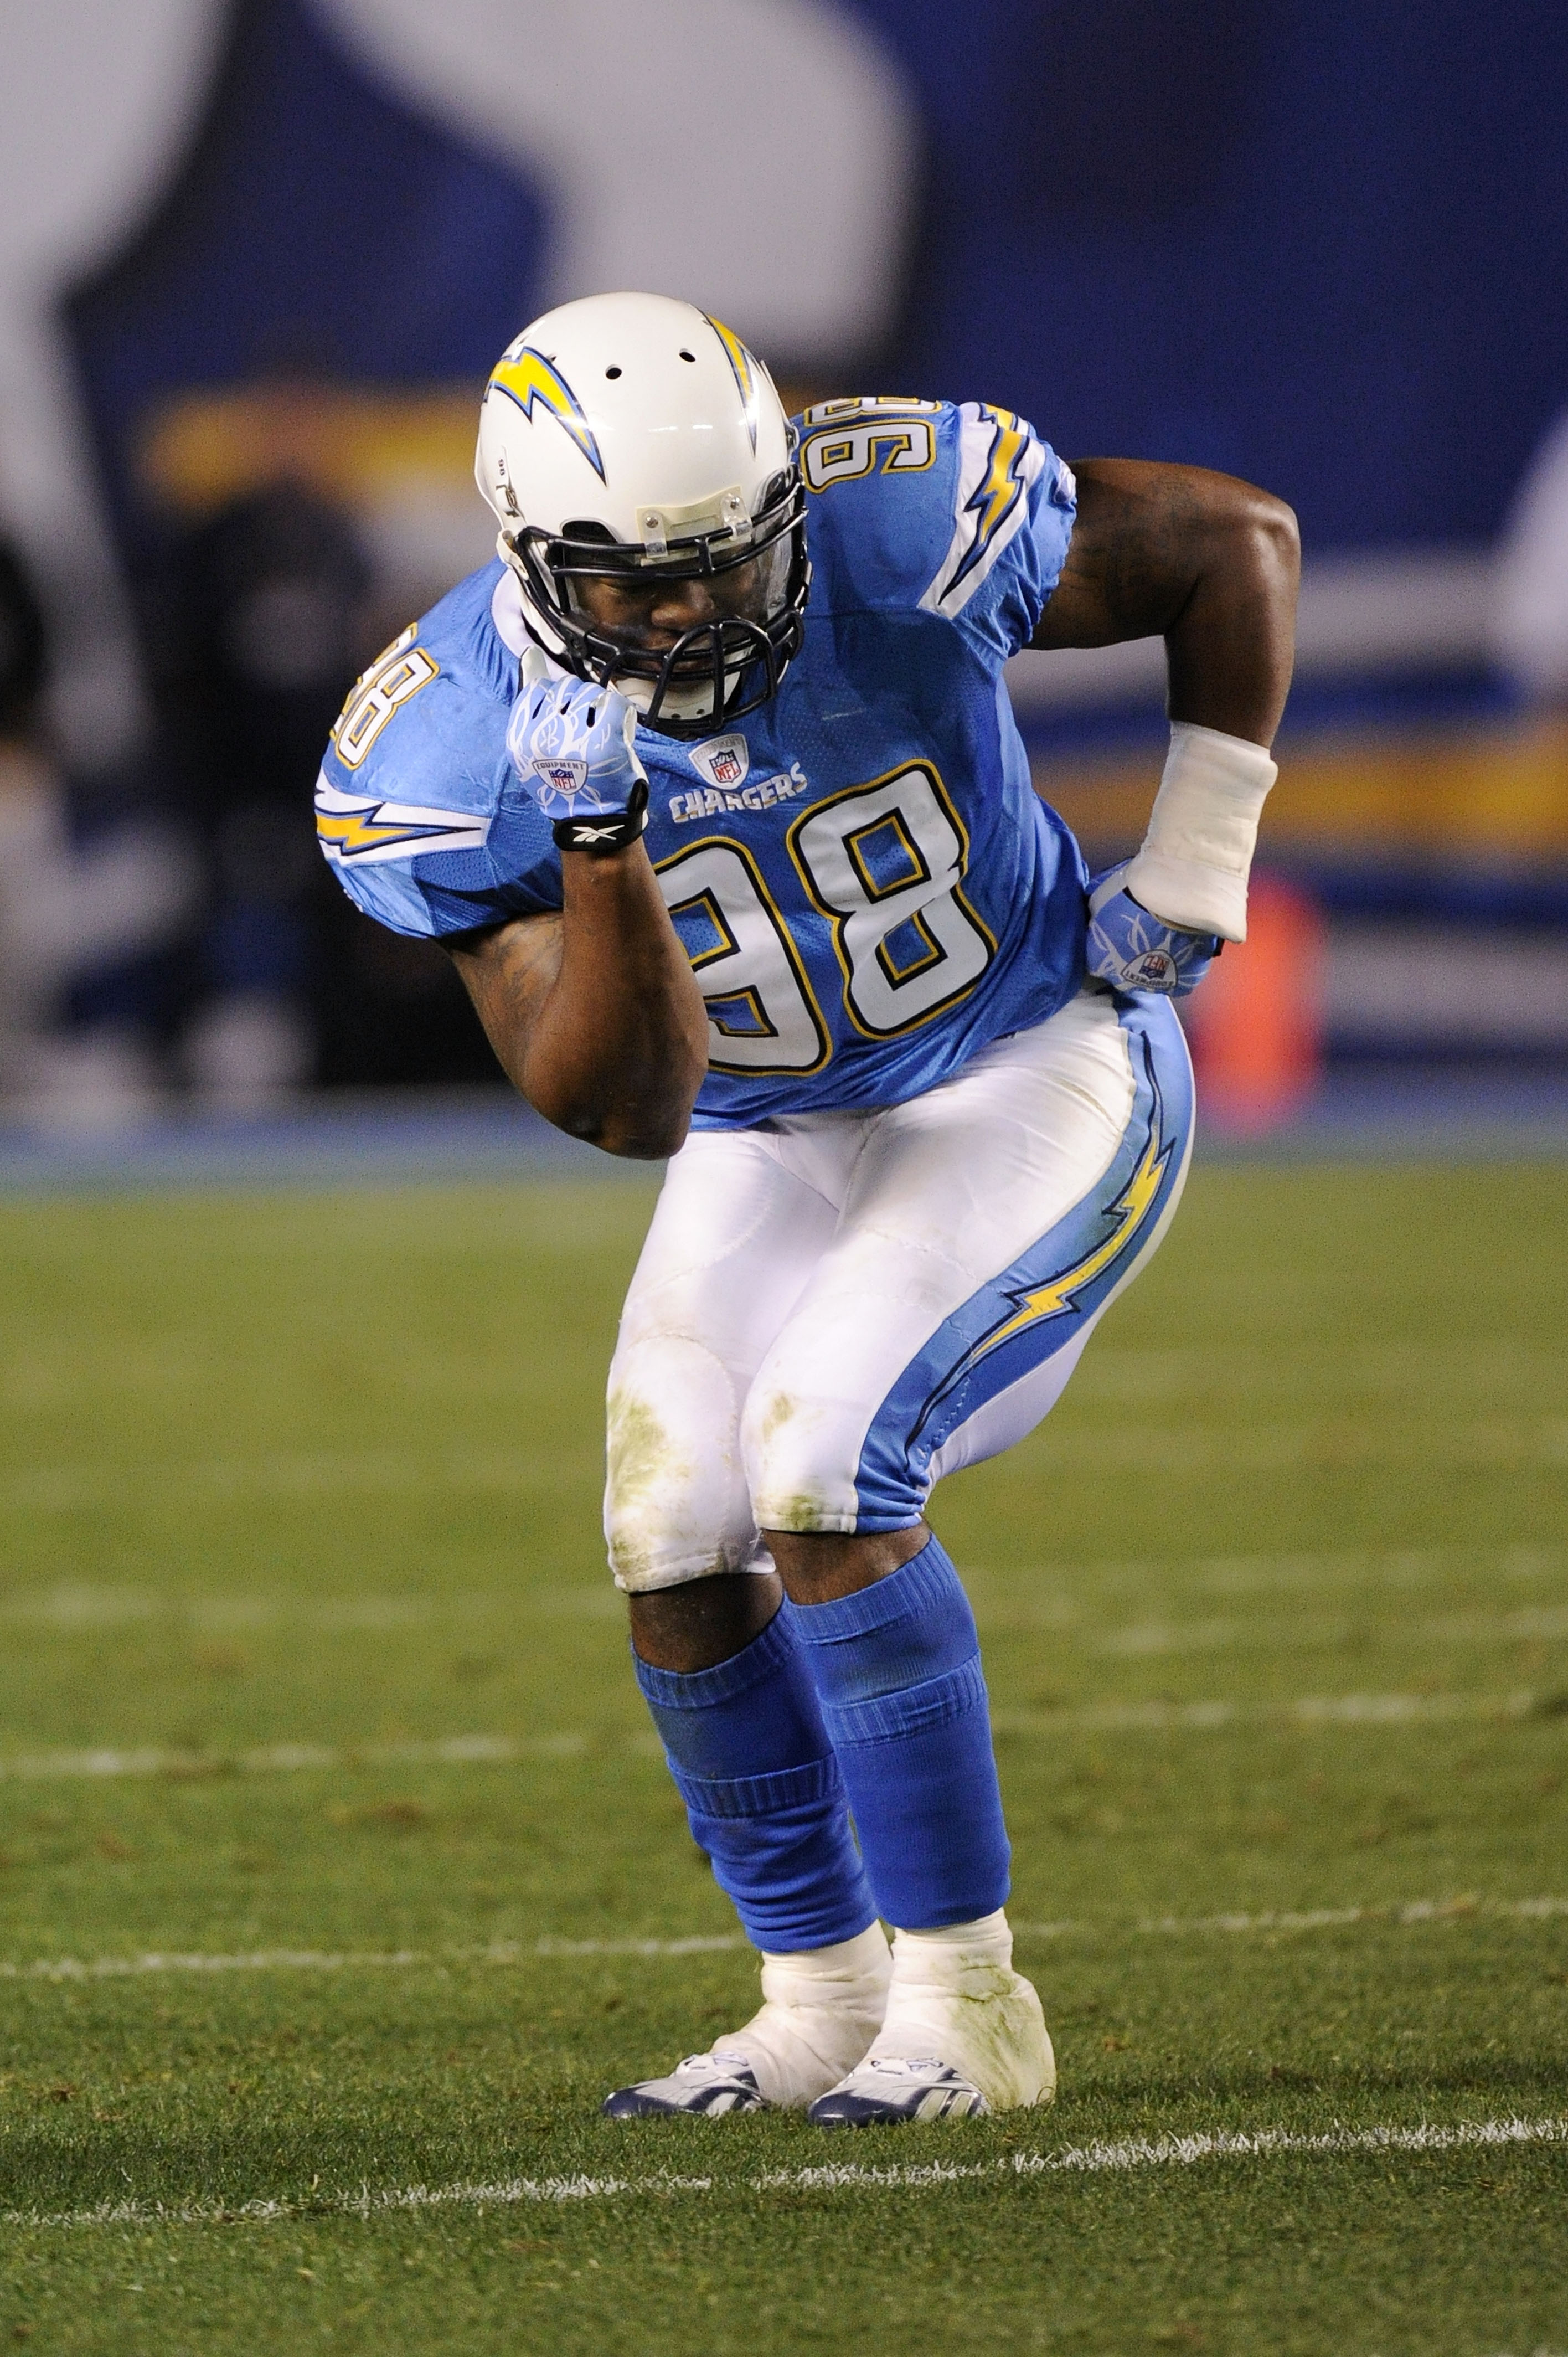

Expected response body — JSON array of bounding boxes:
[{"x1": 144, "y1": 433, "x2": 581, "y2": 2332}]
[
  {"x1": 919, "y1": 403, "x2": 1047, "y2": 622},
  {"x1": 314, "y1": 776, "x2": 492, "y2": 867},
  {"x1": 491, "y1": 567, "x2": 529, "y2": 657}
]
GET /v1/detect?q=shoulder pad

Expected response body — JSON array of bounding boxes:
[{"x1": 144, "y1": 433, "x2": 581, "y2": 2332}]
[
  {"x1": 795, "y1": 398, "x2": 1075, "y2": 663},
  {"x1": 316, "y1": 564, "x2": 559, "y2": 939}
]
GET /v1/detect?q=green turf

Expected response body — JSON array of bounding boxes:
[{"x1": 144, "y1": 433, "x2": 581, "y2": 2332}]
[{"x1": 0, "y1": 1164, "x2": 1564, "y2": 2354}]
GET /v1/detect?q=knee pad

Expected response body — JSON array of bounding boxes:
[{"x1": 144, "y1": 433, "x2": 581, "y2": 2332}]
[
  {"x1": 740, "y1": 1376, "x2": 868, "y2": 1537},
  {"x1": 605, "y1": 1335, "x2": 758, "y2": 1591}
]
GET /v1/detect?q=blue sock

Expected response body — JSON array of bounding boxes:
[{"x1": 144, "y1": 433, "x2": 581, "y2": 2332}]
[
  {"x1": 783, "y1": 1536, "x2": 1010, "y2": 1929},
  {"x1": 633, "y1": 1604, "x2": 876, "y2": 1953}
]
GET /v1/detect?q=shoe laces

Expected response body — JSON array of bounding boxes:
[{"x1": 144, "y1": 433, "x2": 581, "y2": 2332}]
[
  {"x1": 854, "y1": 2055, "x2": 950, "y2": 2081},
  {"x1": 674, "y1": 2051, "x2": 754, "y2": 2080}
]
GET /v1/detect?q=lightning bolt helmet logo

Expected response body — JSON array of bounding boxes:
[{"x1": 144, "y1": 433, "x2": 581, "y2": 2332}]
[{"x1": 486, "y1": 346, "x2": 606, "y2": 481}]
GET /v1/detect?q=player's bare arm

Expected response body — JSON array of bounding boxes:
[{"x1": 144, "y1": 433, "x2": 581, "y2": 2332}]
[
  {"x1": 1031, "y1": 458, "x2": 1300, "y2": 744},
  {"x1": 1035, "y1": 459, "x2": 1298, "y2": 990},
  {"x1": 446, "y1": 848, "x2": 708, "y2": 1160}
]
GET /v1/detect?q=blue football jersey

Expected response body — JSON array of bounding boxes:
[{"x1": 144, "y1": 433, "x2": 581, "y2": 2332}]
[{"x1": 316, "y1": 397, "x2": 1086, "y2": 1128}]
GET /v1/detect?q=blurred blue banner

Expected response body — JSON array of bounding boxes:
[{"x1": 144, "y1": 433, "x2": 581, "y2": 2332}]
[{"x1": 59, "y1": 0, "x2": 1568, "y2": 564}]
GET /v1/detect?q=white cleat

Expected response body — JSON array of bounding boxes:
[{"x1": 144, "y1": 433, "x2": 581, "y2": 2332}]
[
  {"x1": 601, "y1": 2050, "x2": 765, "y2": 2118},
  {"x1": 807, "y1": 2053, "x2": 989, "y2": 2124},
  {"x1": 602, "y1": 1922, "x2": 892, "y2": 2118},
  {"x1": 807, "y1": 1910, "x2": 1055, "y2": 2127}
]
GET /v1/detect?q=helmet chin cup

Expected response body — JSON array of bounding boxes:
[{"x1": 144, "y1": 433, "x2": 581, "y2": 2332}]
[
  {"x1": 504, "y1": 567, "x2": 801, "y2": 737},
  {"x1": 630, "y1": 614, "x2": 796, "y2": 735}
]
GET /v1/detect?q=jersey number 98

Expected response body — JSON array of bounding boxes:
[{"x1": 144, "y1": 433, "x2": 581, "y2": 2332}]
[{"x1": 657, "y1": 764, "x2": 994, "y2": 1073}]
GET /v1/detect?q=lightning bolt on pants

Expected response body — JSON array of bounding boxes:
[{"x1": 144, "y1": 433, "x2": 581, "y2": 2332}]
[{"x1": 605, "y1": 988, "x2": 1193, "y2": 1585}]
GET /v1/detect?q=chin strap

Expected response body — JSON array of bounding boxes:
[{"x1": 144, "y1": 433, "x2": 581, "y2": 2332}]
[{"x1": 1123, "y1": 721, "x2": 1278, "y2": 943}]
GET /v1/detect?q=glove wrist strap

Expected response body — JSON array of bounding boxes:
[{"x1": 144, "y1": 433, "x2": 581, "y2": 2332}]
[
  {"x1": 1124, "y1": 721, "x2": 1277, "y2": 942},
  {"x1": 551, "y1": 779, "x2": 650, "y2": 856}
]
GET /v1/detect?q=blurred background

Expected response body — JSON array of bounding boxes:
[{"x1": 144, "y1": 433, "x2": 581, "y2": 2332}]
[{"x1": 1, "y1": 0, "x2": 1565, "y2": 1151}]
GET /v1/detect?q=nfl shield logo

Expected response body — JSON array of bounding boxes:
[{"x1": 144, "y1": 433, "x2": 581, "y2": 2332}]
[
  {"x1": 688, "y1": 733, "x2": 751, "y2": 791},
  {"x1": 532, "y1": 756, "x2": 588, "y2": 812}
]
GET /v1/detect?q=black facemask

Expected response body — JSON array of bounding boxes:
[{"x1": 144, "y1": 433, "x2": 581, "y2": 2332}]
[{"x1": 506, "y1": 469, "x2": 811, "y2": 738}]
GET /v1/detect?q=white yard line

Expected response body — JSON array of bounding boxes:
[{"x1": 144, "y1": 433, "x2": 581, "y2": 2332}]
[
  {"x1": 968, "y1": 1542, "x2": 1568, "y2": 1623},
  {"x1": 0, "y1": 1934, "x2": 748, "y2": 1983},
  {"x1": 3, "y1": 1418, "x2": 1565, "y2": 1515},
  {"x1": 1170, "y1": 1543, "x2": 1566, "y2": 1597},
  {"x1": 0, "y1": 1547, "x2": 1559, "y2": 1636},
  {"x1": 530, "y1": 1934, "x2": 745, "y2": 1957},
  {"x1": 0, "y1": 1584, "x2": 618, "y2": 1630},
  {"x1": 1097, "y1": 1606, "x2": 1568, "y2": 1657},
  {"x1": 0, "y1": 1684, "x2": 1554, "y2": 1784},
  {"x1": 4, "y1": 1587, "x2": 1564, "y2": 1654},
  {"x1": 993, "y1": 1689, "x2": 1546, "y2": 1735},
  {"x1": 1030, "y1": 1423, "x2": 1568, "y2": 1471},
  {"x1": 3, "y1": 2113, "x2": 1563, "y2": 2230},
  {"x1": 1075, "y1": 1342, "x2": 1568, "y2": 1389},
  {"x1": 1011, "y1": 1895, "x2": 1568, "y2": 1941},
  {"x1": 751, "y1": 2113, "x2": 1568, "y2": 2192},
  {"x1": 0, "y1": 1453, "x2": 596, "y2": 1512},
  {"x1": 4, "y1": 1897, "x2": 1559, "y2": 1987},
  {"x1": 0, "y1": 1732, "x2": 591, "y2": 1782}
]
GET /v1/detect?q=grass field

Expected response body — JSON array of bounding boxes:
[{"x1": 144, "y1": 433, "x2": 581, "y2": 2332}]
[{"x1": 0, "y1": 1160, "x2": 1564, "y2": 2354}]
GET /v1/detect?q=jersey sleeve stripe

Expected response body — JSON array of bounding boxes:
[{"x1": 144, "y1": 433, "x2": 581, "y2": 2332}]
[
  {"x1": 315, "y1": 775, "x2": 493, "y2": 867},
  {"x1": 919, "y1": 403, "x2": 1047, "y2": 621}
]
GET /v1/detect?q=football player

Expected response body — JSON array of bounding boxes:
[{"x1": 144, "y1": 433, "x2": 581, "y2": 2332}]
[{"x1": 317, "y1": 292, "x2": 1297, "y2": 2124}]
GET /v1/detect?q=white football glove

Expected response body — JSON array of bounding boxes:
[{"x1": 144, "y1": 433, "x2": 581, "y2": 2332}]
[
  {"x1": 506, "y1": 646, "x2": 649, "y2": 850},
  {"x1": 1086, "y1": 863, "x2": 1221, "y2": 997}
]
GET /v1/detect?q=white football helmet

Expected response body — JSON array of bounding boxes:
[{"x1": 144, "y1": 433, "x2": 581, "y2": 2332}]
[{"x1": 474, "y1": 291, "x2": 809, "y2": 736}]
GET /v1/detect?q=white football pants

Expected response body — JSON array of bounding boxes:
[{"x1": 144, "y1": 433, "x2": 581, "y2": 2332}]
[{"x1": 605, "y1": 987, "x2": 1193, "y2": 1592}]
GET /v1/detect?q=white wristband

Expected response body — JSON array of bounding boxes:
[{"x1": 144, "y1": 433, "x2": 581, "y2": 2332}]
[{"x1": 1123, "y1": 721, "x2": 1277, "y2": 943}]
